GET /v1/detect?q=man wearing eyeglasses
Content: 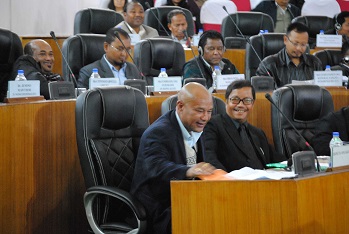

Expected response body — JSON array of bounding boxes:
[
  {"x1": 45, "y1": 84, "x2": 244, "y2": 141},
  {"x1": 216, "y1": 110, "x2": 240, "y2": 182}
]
[
  {"x1": 256, "y1": 22, "x2": 322, "y2": 88},
  {"x1": 183, "y1": 30, "x2": 239, "y2": 89},
  {"x1": 204, "y1": 80, "x2": 286, "y2": 172},
  {"x1": 78, "y1": 27, "x2": 143, "y2": 89}
]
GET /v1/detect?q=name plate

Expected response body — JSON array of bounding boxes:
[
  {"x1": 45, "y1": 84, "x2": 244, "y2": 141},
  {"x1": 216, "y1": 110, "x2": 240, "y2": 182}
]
[
  {"x1": 129, "y1": 33, "x2": 141, "y2": 45},
  {"x1": 89, "y1": 78, "x2": 120, "y2": 89},
  {"x1": 316, "y1": 34, "x2": 342, "y2": 48},
  {"x1": 8, "y1": 80, "x2": 40, "y2": 98},
  {"x1": 153, "y1": 76, "x2": 182, "y2": 92},
  {"x1": 217, "y1": 74, "x2": 245, "y2": 90},
  {"x1": 331, "y1": 144, "x2": 349, "y2": 168},
  {"x1": 314, "y1": 70, "x2": 342, "y2": 86}
]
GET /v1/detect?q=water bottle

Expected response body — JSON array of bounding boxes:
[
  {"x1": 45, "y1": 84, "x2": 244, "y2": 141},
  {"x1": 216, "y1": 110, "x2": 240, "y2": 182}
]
[
  {"x1": 158, "y1": 68, "x2": 168, "y2": 78},
  {"x1": 15, "y1": 70, "x2": 27, "y2": 81},
  {"x1": 325, "y1": 65, "x2": 331, "y2": 71},
  {"x1": 90, "y1": 68, "x2": 101, "y2": 78},
  {"x1": 319, "y1": 30, "x2": 324, "y2": 35},
  {"x1": 198, "y1": 29, "x2": 203, "y2": 38},
  {"x1": 329, "y1": 132, "x2": 343, "y2": 150},
  {"x1": 212, "y1": 66, "x2": 221, "y2": 90},
  {"x1": 259, "y1": 30, "x2": 265, "y2": 35}
]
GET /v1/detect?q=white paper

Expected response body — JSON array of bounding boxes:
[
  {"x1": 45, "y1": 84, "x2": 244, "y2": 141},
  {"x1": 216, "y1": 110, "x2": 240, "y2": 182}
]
[{"x1": 226, "y1": 167, "x2": 296, "y2": 180}]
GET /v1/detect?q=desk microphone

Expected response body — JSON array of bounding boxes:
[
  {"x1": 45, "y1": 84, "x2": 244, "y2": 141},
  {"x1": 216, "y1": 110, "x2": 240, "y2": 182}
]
[
  {"x1": 113, "y1": 31, "x2": 146, "y2": 81},
  {"x1": 222, "y1": 6, "x2": 271, "y2": 77},
  {"x1": 50, "y1": 31, "x2": 78, "y2": 88},
  {"x1": 265, "y1": 93, "x2": 321, "y2": 172},
  {"x1": 144, "y1": 2, "x2": 171, "y2": 37},
  {"x1": 183, "y1": 30, "x2": 206, "y2": 81}
]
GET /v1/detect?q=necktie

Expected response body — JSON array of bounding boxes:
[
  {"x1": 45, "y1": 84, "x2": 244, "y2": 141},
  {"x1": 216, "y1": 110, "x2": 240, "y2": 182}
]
[{"x1": 239, "y1": 123, "x2": 264, "y2": 169}]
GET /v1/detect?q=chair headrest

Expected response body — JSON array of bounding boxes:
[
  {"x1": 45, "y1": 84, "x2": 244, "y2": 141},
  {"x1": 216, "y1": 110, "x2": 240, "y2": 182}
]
[
  {"x1": 0, "y1": 28, "x2": 22, "y2": 65},
  {"x1": 288, "y1": 85, "x2": 323, "y2": 122},
  {"x1": 99, "y1": 87, "x2": 136, "y2": 130},
  {"x1": 149, "y1": 38, "x2": 177, "y2": 69}
]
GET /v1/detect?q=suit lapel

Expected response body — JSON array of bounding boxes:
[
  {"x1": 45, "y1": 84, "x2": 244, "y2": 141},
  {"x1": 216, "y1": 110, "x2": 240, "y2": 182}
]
[{"x1": 100, "y1": 58, "x2": 115, "y2": 78}]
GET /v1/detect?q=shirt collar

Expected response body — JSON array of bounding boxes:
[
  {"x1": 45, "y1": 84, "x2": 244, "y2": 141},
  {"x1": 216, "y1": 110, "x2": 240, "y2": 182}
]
[
  {"x1": 124, "y1": 21, "x2": 145, "y2": 36},
  {"x1": 175, "y1": 111, "x2": 202, "y2": 148},
  {"x1": 200, "y1": 56, "x2": 225, "y2": 72},
  {"x1": 103, "y1": 54, "x2": 127, "y2": 72}
]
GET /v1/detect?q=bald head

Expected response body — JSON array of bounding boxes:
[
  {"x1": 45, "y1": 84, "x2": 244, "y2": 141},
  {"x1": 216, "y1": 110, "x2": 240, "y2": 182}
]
[
  {"x1": 24, "y1": 39, "x2": 54, "y2": 74},
  {"x1": 176, "y1": 82, "x2": 213, "y2": 132}
]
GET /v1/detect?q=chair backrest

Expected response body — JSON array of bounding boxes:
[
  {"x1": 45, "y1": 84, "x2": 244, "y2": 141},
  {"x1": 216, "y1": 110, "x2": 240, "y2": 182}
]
[
  {"x1": 271, "y1": 84, "x2": 334, "y2": 158},
  {"x1": 0, "y1": 28, "x2": 23, "y2": 102},
  {"x1": 75, "y1": 86, "x2": 149, "y2": 224},
  {"x1": 62, "y1": 34, "x2": 105, "y2": 82},
  {"x1": 245, "y1": 33, "x2": 285, "y2": 80},
  {"x1": 221, "y1": 12, "x2": 274, "y2": 39},
  {"x1": 144, "y1": 6, "x2": 195, "y2": 37},
  {"x1": 133, "y1": 38, "x2": 185, "y2": 85},
  {"x1": 251, "y1": 76, "x2": 275, "y2": 91},
  {"x1": 74, "y1": 8, "x2": 124, "y2": 34},
  {"x1": 161, "y1": 95, "x2": 226, "y2": 115},
  {"x1": 313, "y1": 49, "x2": 342, "y2": 70},
  {"x1": 291, "y1": 16, "x2": 335, "y2": 49},
  {"x1": 224, "y1": 37, "x2": 247, "y2": 49},
  {"x1": 301, "y1": 0, "x2": 341, "y2": 18},
  {"x1": 200, "y1": 0, "x2": 238, "y2": 32}
]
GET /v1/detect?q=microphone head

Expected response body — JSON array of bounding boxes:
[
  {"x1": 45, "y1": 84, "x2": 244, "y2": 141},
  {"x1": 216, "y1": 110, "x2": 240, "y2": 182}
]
[
  {"x1": 265, "y1": 93, "x2": 271, "y2": 100},
  {"x1": 50, "y1": 31, "x2": 56, "y2": 39},
  {"x1": 145, "y1": 2, "x2": 151, "y2": 9},
  {"x1": 222, "y1": 6, "x2": 227, "y2": 12}
]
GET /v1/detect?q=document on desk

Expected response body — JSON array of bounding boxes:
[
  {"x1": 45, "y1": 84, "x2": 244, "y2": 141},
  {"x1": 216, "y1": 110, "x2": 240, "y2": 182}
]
[{"x1": 226, "y1": 167, "x2": 296, "y2": 180}]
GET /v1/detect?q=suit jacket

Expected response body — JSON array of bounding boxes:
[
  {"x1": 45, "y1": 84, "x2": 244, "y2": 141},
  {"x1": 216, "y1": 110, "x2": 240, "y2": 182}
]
[
  {"x1": 183, "y1": 56, "x2": 239, "y2": 88},
  {"x1": 204, "y1": 113, "x2": 286, "y2": 172},
  {"x1": 115, "y1": 21, "x2": 159, "y2": 40},
  {"x1": 311, "y1": 107, "x2": 349, "y2": 156},
  {"x1": 131, "y1": 110, "x2": 205, "y2": 234},
  {"x1": 77, "y1": 56, "x2": 143, "y2": 88}
]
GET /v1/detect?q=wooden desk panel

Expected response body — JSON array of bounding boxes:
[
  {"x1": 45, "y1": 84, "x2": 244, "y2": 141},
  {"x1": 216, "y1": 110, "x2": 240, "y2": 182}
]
[
  {"x1": 0, "y1": 100, "x2": 87, "y2": 233},
  {"x1": 171, "y1": 170, "x2": 349, "y2": 234}
]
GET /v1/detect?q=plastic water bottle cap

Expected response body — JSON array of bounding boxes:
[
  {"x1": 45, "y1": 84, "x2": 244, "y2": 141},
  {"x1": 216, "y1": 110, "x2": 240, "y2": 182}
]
[
  {"x1": 160, "y1": 68, "x2": 166, "y2": 72},
  {"x1": 333, "y1": 132, "x2": 339, "y2": 137},
  {"x1": 264, "y1": 30, "x2": 269, "y2": 33},
  {"x1": 18, "y1": 70, "x2": 24, "y2": 74},
  {"x1": 320, "y1": 30, "x2": 324, "y2": 34},
  {"x1": 93, "y1": 68, "x2": 98, "y2": 73},
  {"x1": 325, "y1": 65, "x2": 330, "y2": 69},
  {"x1": 259, "y1": 30, "x2": 264, "y2": 34},
  {"x1": 199, "y1": 29, "x2": 203, "y2": 33},
  {"x1": 214, "y1": 66, "x2": 220, "y2": 70}
]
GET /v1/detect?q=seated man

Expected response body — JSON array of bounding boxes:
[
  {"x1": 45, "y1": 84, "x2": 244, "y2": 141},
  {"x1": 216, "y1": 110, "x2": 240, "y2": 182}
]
[
  {"x1": 204, "y1": 80, "x2": 286, "y2": 172},
  {"x1": 183, "y1": 30, "x2": 239, "y2": 89},
  {"x1": 331, "y1": 40, "x2": 349, "y2": 77},
  {"x1": 256, "y1": 22, "x2": 322, "y2": 88},
  {"x1": 131, "y1": 82, "x2": 216, "y2": 234},
  {"x1": 115, "y1": 0, "x2": 159, "y2": 40},
  {"x1": 312, "y1": 105, "x2": 349, "y2": 156},
  {"x1": 11, "y1": 39, "x2": 62, "y2": 99},
  {"x1": 334, "y1": 11, "x2": 349, "y2": 41},
  {"x1": 78, "y1": 28, "x2": 143, "y2": 89},
  {"x1": 167, "y1": 9, "x2": 190, "y2": 47},
  {"x1": 252, "y1": 0, "x2": 301, "y2": 33}
]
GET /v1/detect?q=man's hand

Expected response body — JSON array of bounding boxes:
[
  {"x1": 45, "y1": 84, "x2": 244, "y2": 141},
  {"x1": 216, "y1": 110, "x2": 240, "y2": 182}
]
[{"x1": 186, "y1": 162, "x2": 216, "y2": 178}]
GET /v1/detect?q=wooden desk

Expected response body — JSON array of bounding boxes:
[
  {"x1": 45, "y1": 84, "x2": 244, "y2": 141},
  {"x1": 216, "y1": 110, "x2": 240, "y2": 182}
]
[
  {"x1": 171, "y1": 170, "x2": 349, "y2": 234},
  {"x1": 0, "y1": 100, "x2": 88, "y2": 233}
]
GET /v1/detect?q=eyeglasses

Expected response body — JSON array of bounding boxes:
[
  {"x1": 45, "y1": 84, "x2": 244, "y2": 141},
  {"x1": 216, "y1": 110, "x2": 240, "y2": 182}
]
[
  {"x1": 109, "y1": 44, "x2": 132, "y2": 54},
  {"x1": 286, "y1": 36, "x2": 308, "y2": 49},
  {"x1": 229, "y1": 97, "x2": 254, "y2": 105}
]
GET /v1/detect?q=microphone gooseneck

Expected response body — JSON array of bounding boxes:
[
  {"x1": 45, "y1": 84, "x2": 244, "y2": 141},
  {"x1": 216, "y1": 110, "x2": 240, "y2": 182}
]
[
  {"x1": 113, "y1": 31, "x2": 146, "y2": 80},
  {"x1": 50, "y1": 31, "x2": 78, "y2": 88},
  {"x1": 183, "y1": 30, "x2": 206, "y2": 83},
  {"x1": 265, "y1": 93, "x2": 321, "y2": 172},
  {"x1": 144, "y1": 2, "x2": 170, "y2": 37},
  {"x1": 222, "y1": 6, "x2": 271, "y2": 77}
]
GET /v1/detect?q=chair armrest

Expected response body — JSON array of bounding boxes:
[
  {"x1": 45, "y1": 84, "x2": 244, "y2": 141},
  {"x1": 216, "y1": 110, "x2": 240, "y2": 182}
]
[{"x1": 84, "y1": 185, "x2": 147, "y2": 234}]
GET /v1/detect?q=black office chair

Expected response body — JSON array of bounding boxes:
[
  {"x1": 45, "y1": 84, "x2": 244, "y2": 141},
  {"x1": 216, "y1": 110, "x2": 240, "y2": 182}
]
[
  {"x1": 76, "y1": 86, "x2": 149, "y2": 233},
  {"x1": 271, "y1": 84, "x2": 334, "y2": 159},
  {"x1": 251, "y1": 76, "x2": 275, "y2": 92},
  {"x1": 245, "y1": 33, "x2": 285, "y2": 80},
  {"x1": 221, "y1": 12, "x2": 274, "y2": 40},
  {"x1": 74, "y1": 8, "x2": 124, "y2": 34},
  {"x1": 62, "y1": 34, "x2": 105, "y2": 82},
  {"x1": 313, "y1": 49, "x2": 342, "y2": 70},
  {"x1": 161, "y1": 95, "x2": 226, "y2": 115},
  {"x1": 291, "y1": 16, "x2": 335, "y2": 49},
  {"x1": 0, "y1": 28, "x2": 23, "y2": 102},
  {"x1": 133, "y1": 38, "x2": 185, "y2": 85},
  {"x1": 144, "y1": 6, "x2": 195, "y2": 37}
]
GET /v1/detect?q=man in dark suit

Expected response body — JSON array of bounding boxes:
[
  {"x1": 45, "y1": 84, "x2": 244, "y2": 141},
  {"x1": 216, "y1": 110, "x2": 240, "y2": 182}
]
[
  {"x1": 204, "y1": 80, "x2": 286, "y2": 172},
  {"x1": 131, "y1": 82, "x2": 216, "y2": 234},
  {"x1": 78, "y1": 27, "x2": 143, "y2": 89}
]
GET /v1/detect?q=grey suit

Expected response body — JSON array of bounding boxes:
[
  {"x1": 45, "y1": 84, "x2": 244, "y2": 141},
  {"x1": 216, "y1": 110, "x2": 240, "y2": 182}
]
[
  {"x1": 78, "y1": 56, "x2": 143, "y2": 88},
  {"x1": 115, "y1": 21, "x2": 159, "y2": 40}
]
